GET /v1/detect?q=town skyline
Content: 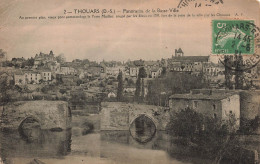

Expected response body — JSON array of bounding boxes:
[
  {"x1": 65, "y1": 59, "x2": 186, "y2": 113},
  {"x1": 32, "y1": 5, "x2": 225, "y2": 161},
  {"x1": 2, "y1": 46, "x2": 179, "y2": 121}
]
[{"x1": 2, "y1": 48, "x2": 211, "y2": 63}]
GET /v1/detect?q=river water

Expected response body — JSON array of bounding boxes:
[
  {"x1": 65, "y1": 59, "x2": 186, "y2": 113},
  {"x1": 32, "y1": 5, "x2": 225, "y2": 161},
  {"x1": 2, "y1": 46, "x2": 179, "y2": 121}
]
[{"x1": 0, "y1": 127, "x2": 211, "y2": 164}]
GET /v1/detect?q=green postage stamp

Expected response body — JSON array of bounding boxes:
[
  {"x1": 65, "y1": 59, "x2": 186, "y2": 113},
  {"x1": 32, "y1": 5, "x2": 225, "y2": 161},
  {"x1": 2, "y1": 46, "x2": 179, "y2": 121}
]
[{"x1": 212, "y1": 20, "x2": 255, "y2": 54}]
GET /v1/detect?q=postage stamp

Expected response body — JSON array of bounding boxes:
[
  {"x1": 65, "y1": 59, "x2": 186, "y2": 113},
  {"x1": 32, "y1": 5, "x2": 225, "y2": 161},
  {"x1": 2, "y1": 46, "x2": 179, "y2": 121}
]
[
  {"x1": 212, "y1": 19, "x2": 260, "y2": 71},
  {"x1": 212, "y1": 20, "x2": 255, "y2": 54}
]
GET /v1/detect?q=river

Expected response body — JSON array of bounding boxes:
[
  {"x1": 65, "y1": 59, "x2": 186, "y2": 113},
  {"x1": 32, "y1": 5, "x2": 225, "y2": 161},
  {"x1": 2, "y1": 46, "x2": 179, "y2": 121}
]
[{"x1": 0, "y1": 126, "x2": 211, "y2": 164}]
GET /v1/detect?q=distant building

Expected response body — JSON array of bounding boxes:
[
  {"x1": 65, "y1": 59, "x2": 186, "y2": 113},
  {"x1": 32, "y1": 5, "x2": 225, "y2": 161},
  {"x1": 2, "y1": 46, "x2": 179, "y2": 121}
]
[
  {"x1": 60, "y1": 66, "x2": 70, "y2": 75},
  {"x1": 150, "y1": 67, "x2": 162, "y2": 78},
  {"x1": 108, "y1": 91, "x2": 116, "y2": 98},
  {"x1": 88, "y1": 66, "x2": 103, "y2": 77},
  {"x1": 14, "y1": 72, "x2": 25, "y2": 85},
  {"x1": 40, "y1": 69, "x2": 52, "y2": 81},
  {"x1": 169, "y1": 90, "x2": 240, "y2": 129},
  {"x1": 24, "y1": 71, "x2": 42, "y2": 84},
  {"x1": 34, "y1": 51, "x2": 56, "y2": 68},
  {"x1": 129, "y1": 67, "x2": 139, "y2": 77},
  {"x1": 175, "y1": 48, "x2": 184, "y2": 57},
  {"x1": 106, "y1": 66, "x2": 124, "y2": 76},
  {"x1": 168, "y1": 49, "x2": 209, "y2": 73}
]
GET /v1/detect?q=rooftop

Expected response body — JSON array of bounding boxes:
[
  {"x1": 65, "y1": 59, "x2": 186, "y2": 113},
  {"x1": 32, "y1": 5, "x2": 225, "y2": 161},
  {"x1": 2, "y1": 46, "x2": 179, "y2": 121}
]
[
  {"x1": 170, "y1": 56, "x2": 209, "y2": 62},
  {"x1": 169, "y1": 92, "x2": 237, "y2": 100}
]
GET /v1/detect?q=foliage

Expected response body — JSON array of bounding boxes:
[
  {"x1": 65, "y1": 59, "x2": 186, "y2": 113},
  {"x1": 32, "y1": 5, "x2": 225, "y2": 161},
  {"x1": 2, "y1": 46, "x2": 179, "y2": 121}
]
[
  {"x1": 0, "y1": 49, "x2": 6, "y2": 58},
  {"x1": 70, "y1": 90, "x2": 86, "y2": 105},
  {"x1": 56, "y1": 54, "x2": 66, "y2": 63},
  {"x1": 127, "y1": 78, "x2": 134, "y2": 86},
  {"x1": 224, "y1": 53, "x2": 247, "y2": 89},
  {"x1": 56, "y1": 74, "x2": 63, "y2": 85},
  {"x1": 0, "y1": 77, "x2": 11, "y2": 105},
  {"x1": 76, "y1": 79, "x2": 83, "y2": 86},
  {"x1": 224, "y1": 55, "x2": 233, "y2": 89},
  {"x1": 167, "y1": 107, "x2": 204, "y2": 140},
  {"x1": 234, "y1": 54, "x2": 244, "y2": 89},
  {"x1": 147, "y1": 72, "x2": 208, "y2": 106},
  {"x1": 161, "y1": 67, "x2": 167, "y2": 77},
  {"x1": 167, "y1": 107, "x2": 240, "y2": 163},
  {"x1": 239, "y1": 116, "x2": 260, "y2": 134},
  {"x1": 138, "y1": 67, "x2": 147, "y2": 79},
  {"x1": 41, "y1": 85, "x2": 56, "y2": 93},
  {"x1": 116, "y1": 71, "x2": 124, "y2": 101},
  {"x1": 134, "y1": 67, "x2": 147, "y2": 103}
]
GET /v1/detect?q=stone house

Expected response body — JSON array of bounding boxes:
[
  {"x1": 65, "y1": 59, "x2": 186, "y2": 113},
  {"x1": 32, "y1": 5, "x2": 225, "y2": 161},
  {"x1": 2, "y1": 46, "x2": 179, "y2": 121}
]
[
  {"x1": 14, "y1": 72, "x2": 25, "y2": 85},
  {"x1": 40, "y1": 69, "x2": 52, "y2": 81},
  {"x1": 129, "y1": 66, "x2": 139, "y2": 77},
  {"x1": 24, "y1": 71, "x2": 42, "y2": 84},
  {"x1": 169, "y1": 90, "x2": 240, "y2": 128},
  {"x1": 106, "y1": 66, "x2": 124, "y2": 76},
  {"x1": 150, "y1": 67, "x2": 162, "y2": 78}
]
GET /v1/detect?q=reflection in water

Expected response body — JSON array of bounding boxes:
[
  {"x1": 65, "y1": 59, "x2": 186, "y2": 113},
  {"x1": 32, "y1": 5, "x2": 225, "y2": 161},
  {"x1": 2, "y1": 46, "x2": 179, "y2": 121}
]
[
  {"x1": 129, "y1": 115, "x2": 156, "y2": 143},
  {"x1": 1, "y1": 129, "x2": 195, "y2": 164},
  {"x1": 0, "y1": 128, "x2": 72, "y2": 162},
  {"x1": 18, "y1": 117, "x2": 42, "y2": 143}
]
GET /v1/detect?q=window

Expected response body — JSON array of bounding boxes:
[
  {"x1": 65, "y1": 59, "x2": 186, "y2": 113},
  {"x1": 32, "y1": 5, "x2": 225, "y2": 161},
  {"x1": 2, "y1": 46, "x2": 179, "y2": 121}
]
[
  {"x1": 193, "y1": 101, "x2": 198, "y2": 108},
  {"x1": 213, "y1": 104, "x2": 216, "y2": 110},
  {"x1": 214, "y1": 113, "x2": 217, "y2": 119}
]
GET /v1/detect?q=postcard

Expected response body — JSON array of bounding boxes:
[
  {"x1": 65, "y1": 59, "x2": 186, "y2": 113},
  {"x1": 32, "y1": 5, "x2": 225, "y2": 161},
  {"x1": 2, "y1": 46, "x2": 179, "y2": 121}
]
[{"x1": 0, "y1": 0, "x2": 260, "y2": 163}]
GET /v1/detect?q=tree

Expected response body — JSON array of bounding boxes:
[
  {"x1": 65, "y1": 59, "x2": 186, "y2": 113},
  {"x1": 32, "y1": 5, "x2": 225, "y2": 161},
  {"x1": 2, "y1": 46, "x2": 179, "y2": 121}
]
[
  {"x1": 134, "y1": 77, "x2": 141, "y2": 101},
  {"x1": 117, "y1": 71, "x2": 124, "y2": 101},
  {"x1": 167, "y1": 107, "x2": 240, "y2": 164},
  {"x1": 127, "y1": 78, "x2": 134, "y2": 86},
  {"x1": 56, "y1": 54, "x2": 66, "y2": 63},
  {"x1": 0, "y1": 49, "x2": 6, "y2": 59},
  {"x1": 234, "y1": 53, "x2": 244, "y2": 89},
  {"x1": 134, "y1": 67, "x2": 147, "y2": 102},
  {"x1": 76, "y1": 79, "x2": 83, "y2": 86},
  {"x1": 0, "y1": 77, "x2": 11, "y2": 105},
  {"x1": 224, "y1": 55, "x2": 233, "y2": 89},
  {"x1": 147, "y1": 72, "x2": 208, "y2": 106},
  {"x1": 70, "y1": 90, "x2": 86, "y2": 106},
  {"x1": 161, "y1": 67, "x2": 167, "y2": 77}
]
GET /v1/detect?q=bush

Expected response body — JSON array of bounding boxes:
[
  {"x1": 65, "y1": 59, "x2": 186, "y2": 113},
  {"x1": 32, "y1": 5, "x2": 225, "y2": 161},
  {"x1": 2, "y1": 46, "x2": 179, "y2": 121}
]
[{"x1": 167, "y1": 107, "x2": 240, "y2": 162}]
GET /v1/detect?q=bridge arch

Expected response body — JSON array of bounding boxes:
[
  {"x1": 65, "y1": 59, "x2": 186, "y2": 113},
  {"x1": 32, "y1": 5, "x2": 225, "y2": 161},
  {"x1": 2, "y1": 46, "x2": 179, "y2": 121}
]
[
  {"x1": 129, "y1": 114, "x2": 157, "y2": 143},
  {"x1": 18, "y1": 115, "x2": 43, "y2": 141},
  {"x1": 18, "y1": 115, "x2": 42, "y2": 130},
  {"x1": 129, "y1": 113, "x2": 158, "y2": 129}
]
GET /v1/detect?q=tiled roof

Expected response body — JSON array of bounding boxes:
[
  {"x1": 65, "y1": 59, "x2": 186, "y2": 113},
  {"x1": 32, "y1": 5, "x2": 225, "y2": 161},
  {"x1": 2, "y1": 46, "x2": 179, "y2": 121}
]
[
  {"x1": 169, "y1": 93, "x2": 237, "y2": 100},
  {"x1": 171, "y1": 56, "x2": 209, "y2": 62}
]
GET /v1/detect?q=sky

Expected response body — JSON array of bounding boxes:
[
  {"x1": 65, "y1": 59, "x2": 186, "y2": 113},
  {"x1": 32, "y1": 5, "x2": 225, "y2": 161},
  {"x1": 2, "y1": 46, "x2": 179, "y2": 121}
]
[{"x1": 0, "y1": 0, "x2": 259, "y2": 62}]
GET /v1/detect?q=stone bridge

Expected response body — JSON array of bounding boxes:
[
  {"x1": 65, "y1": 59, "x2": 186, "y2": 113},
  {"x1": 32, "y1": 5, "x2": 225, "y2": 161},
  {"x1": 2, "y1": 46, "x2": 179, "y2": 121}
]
[
  {"x1": 0, "y1": 101, "x2": 71, "y2": 130},
  {"x1": 100, "y1": 102, "x2": 171, "y2": 131}
]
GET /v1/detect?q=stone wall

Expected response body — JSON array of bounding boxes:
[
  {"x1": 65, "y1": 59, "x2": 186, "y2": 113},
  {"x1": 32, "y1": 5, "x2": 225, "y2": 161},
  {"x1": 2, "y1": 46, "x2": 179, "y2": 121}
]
[
  {"x1": 100, "y1": 102, "x2": 170, "y2": 131},
  {"x1": 1, "y1": 101, "x2": 71, "y2": 130},
  {"x1": 240, "y1": 90, "x2": 260, "y2": 120}
]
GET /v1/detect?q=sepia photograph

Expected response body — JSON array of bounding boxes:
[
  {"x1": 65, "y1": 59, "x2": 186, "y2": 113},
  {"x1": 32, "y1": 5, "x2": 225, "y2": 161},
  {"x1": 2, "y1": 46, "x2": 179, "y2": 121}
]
[{"x1": 0, "y1": 0, "x2": 260, "y2": 163}]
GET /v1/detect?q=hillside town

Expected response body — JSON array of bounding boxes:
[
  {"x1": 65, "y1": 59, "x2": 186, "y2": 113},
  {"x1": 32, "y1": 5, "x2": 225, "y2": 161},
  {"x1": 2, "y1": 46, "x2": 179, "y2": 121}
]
[
  {"x1": 1, "y1": 48, "x2": 259, "y2": 107},
  {"x1": 1, "y1": 48, "x2": 260, "y2": 163}
]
